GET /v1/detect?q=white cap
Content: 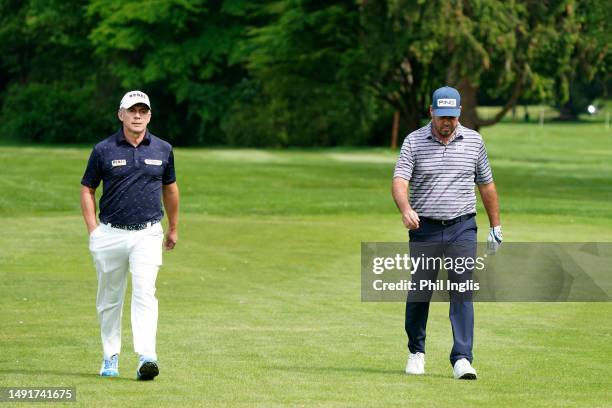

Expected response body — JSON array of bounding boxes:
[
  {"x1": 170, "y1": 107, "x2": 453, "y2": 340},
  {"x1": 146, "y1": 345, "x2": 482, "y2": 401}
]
[{"x1": 119, "y1": 90, "x2": 151, "y2": 110}]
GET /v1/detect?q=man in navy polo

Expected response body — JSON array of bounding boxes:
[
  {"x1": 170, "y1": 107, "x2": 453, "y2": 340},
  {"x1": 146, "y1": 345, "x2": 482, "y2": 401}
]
[
  {"x1": 392, "y1": 86, "x2": 502, "y2": 380},
  {"x1": 80, "y1": 90, "x2": 180, "y2": 381}
]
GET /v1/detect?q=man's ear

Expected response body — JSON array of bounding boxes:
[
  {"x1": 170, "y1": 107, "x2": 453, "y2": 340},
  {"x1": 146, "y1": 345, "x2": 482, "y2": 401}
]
[{"x1": 117, "y1": 110, "x2": 123, "y2": 121}]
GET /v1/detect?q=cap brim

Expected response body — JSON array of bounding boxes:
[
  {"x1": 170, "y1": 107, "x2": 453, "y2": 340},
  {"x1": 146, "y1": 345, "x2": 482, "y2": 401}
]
[{"x1": 432, "y1": 108, "x2": 460, "y2": 117}]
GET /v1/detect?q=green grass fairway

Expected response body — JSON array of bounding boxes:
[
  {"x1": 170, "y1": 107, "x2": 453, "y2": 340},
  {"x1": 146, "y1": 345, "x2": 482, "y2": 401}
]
[{"x1": 1, "y1": 122, "x2": 611, "y2": 407}]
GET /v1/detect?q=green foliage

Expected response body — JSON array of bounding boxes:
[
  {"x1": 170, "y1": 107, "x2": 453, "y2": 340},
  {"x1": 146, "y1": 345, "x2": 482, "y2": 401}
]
[
  {"x1": 0, "y1": 0, "x2": 93, "y2": 82},
  {"x1": 0, "y1": 0, "x2": 117, "y2": 143},
  {"x1": 219, "y1": 81, "x2": 289, "y2": 147},
  {"x1": 87, "y1": 0, "x2": 258, "y2": 145},
  {"x1": 0, "y1": 0, "x2": 609, "y2": 145},
  {"x1": 244, "y1": 1, "x2": 385, "y2": 145},
  {"x1": 398, "y1": 0, "x2": 585, "y2": 128},
  {"x1": 0, "y1": 82, "x2": 114, "y2": 143},
  {"x1": 553, "y1": 0, "x2": 611, "y2": 118}
]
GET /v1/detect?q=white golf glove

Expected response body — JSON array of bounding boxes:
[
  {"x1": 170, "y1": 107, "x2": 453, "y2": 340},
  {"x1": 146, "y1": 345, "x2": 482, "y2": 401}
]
[{"x1": 487, "y1": 225, "x2": 503, "y2": 254}]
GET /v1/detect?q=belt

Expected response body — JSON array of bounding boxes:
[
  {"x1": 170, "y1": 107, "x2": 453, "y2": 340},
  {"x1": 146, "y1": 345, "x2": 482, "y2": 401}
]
[
  {"x1": 420, "y1": 213, "x2": 475, "y2": 226},
  {"x1": 103, "y1": 219, "x2": 160, "y2": 231}
]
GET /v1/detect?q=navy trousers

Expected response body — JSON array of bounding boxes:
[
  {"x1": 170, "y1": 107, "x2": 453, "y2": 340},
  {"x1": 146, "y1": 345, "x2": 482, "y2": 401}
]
[{"x1": 405, "y1": 216, "x2": 477, "y2": 366}]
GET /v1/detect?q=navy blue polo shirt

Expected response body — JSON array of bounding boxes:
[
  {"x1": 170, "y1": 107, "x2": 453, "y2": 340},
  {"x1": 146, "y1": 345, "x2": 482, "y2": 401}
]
[{"x1": 81, "y1": 128, "x2": 176, "y2": 225}]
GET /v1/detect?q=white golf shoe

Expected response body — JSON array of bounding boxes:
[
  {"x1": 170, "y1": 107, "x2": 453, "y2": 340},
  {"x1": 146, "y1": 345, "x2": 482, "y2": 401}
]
[
  {"x1": 405, "y1": 352, "x2": 425, "y2": 375},
  {"x1": 453, "y1": 358, "x2": 477, "y2": 380}
]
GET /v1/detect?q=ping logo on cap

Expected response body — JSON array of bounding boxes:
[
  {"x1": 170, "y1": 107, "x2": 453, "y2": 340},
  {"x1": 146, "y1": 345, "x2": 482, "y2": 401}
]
[{"x1": 437, "y1": 98, "x2": 457, "y2": 107}]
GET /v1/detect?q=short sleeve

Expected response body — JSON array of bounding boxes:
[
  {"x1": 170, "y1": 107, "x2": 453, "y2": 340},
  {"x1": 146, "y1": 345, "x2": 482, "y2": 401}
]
[
  {"x1": 475, "y1": 139, "x2": 494, "y2": 184},
  {"x1": 81, "y1": 147, "x2": 103, "y2": 188},
  {"x1": 162, "y1": 149, "x2": 176, "y2": 185},
  {"x1": 393, "y1": 136, "x2": 415, "y2": 180}
]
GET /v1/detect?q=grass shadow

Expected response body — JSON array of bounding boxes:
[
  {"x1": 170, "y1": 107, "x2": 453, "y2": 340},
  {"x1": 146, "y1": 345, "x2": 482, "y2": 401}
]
[
  {"x1": 0, "y1": 368, "x2": 134, "y2": 382},
  {"x1": 266, "y1": 364, "x2": 452, "y2": 379}
]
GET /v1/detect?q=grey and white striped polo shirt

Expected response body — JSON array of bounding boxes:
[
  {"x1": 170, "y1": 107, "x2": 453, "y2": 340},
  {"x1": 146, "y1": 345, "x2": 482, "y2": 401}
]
[{"x1": 393, "y1": 122, "x2": 493, "y2": 220}]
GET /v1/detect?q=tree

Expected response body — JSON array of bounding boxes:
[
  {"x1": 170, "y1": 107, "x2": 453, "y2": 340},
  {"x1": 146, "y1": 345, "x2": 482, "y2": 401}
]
[
  {"x1": 87, "y1": 0, "x2": 262, "y2": 145},
  {"x1": 245, "y1": 0, "x2": 605, "y2": 136},
  {"x1": 554, "y1": 0, "x2": 611, "y2": 120},
  {"x1": 0, "y1": 0, "x2": 113, "y2": 143},
  {"x1": 245, "y1": 0, "x2": 381, "y2": 146},
  {"x1": 0, "y1": 0, "x2": 93, "y2": 84},
  {"x1": 377, "y1": 0, "x2": 587, "y2": 131},
  {"x1": 1, "y1": 0, "x2": 608, "y2": 145}
]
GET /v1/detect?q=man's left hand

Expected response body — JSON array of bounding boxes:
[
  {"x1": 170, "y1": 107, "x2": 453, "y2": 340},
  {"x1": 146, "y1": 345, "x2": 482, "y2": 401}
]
[
  {"x1": 487, "y1": 225, "x2": 503, "y2": 254},
  {"x1": 164, "y1": 228, "x2": 178, "y2": 251}
]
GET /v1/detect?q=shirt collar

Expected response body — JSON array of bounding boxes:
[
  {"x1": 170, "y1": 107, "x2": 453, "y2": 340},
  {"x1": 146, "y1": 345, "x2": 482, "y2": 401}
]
[
  {"x1": 426, "y1": 121, "x2": 464, "y2": 143},
  {"x1": 115, "y1": 128, "x2": 151, "y2": 146}
]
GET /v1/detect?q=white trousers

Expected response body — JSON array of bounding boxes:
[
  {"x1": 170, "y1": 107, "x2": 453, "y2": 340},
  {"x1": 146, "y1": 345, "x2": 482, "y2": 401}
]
[{"x1": 89, "y1": 222, "x2": 163, "y2": 360}]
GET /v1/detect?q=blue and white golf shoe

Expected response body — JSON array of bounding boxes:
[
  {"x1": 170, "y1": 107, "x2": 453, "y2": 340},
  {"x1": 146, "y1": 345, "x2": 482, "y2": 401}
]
[{"x1": 100, "y1": 354, "x2": 119, "y2": 377}]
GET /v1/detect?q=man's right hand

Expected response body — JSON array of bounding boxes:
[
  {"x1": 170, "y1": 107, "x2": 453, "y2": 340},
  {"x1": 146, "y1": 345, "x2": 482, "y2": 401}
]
[
  {"x1": 80, "y1": 185, "x2": 99, "y2": 236},
  {"x1": 87, "y1": 223, "x2": 98, "y2": 235},
  {"x1": 402, "y1": 209, "x2": 420, "y2": 230}
]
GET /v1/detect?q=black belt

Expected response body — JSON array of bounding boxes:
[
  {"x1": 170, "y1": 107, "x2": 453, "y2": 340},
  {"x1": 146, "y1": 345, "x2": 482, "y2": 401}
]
[
  {"x1": 103, "y1": 219, "x2": 160, "y2": 231},
  {"x1": 420, "y1": 213, "x2": 475, "y2": 226}
]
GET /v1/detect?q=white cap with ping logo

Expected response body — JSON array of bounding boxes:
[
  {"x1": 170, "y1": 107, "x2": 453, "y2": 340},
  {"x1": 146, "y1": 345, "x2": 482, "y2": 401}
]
[{"x1": 119, "y1": 90, "x2": 151, "y2": 110}]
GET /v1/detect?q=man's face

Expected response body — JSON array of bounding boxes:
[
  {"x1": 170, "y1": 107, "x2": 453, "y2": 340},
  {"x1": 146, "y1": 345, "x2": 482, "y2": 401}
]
[
  {"x1": 430, "y1": 106, "x2": 459, "y2": 138},
  {"x1": 118, "y1": 103, "x2": 151, "y2": 134}
]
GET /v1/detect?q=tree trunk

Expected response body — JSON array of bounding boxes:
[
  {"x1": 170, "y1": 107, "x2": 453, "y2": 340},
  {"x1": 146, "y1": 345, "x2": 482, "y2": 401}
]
[
  {"x1": 400, "y1": 106, "x2": 421, "y2": 134},
  {"x1": 454, "y1": 73, "x2": 525, "y2": 131},
  {"x1": 391, "y1": 111, "x2": 400, "y2": 149},
  {"x1": 399, "y1": 87, "x2": 422, "y2": 134},
  {"x1": 556, "y1": 99, "x2": 580, "y2": 121},
  {"x1": 456, "y1": 79, "x2": 480, "y2": 131}
]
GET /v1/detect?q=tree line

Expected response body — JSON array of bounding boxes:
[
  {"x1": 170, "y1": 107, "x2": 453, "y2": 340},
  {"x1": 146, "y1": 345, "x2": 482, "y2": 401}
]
[{"x1": 0, "y1": 0, "x2": 609, "y2": 146}]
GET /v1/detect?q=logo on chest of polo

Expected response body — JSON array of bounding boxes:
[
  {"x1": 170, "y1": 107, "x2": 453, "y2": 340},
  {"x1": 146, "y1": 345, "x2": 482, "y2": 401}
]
[
  {"x1": 144, "y1": 159, "x2": 162, "y2": 166},
  {"x1": 111, "y1": 159, "x2": 127, "y2": 167}
]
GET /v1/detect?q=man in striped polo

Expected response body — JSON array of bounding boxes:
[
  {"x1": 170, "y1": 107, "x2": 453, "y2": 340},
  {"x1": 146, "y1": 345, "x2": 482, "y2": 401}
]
[{"x1": 392, "y1": 86, "x2": 502, "y2": 380}]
